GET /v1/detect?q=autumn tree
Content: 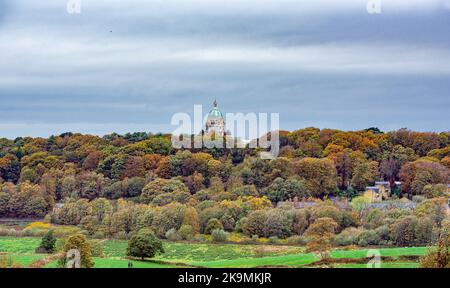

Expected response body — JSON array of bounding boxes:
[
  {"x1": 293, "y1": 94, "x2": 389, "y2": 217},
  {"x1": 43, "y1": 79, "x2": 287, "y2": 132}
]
[
  {"x1": 420, "y1": 235, "x2": 450, "y2": 268},
  {"x1": 380, "y1": 145, "x2": 417, "y2": 186},
  {"x1": 294, "y1": 158, "x2": 337, "y2": 198},
  {"x1": 305, "y1": 217, "x2": 338, "y2": 260},
  {"x1": 140, "y1": 178, "x2": 190, "y2": 205},
  {"x1": 122, "y1": 156, "x2": 145, "y2": 178},
  {"x1": 82, "y1": 151, "x2": 102, "y2": 171},
  {"x1": 351, "y1": 161, "x2": 379, "y2": 191},
  {"x1": 400, "y1": 160, "x2": 449, "y2": 195},
  {"x1": 63, "y1": 234, "x2": 94, "y2": 268},
  {"x1": 242, "y1": 210, "x2": 267, "y2": 237},
  {"x1": 182, "y1": 206, "x2": 200, "y2": 234}
]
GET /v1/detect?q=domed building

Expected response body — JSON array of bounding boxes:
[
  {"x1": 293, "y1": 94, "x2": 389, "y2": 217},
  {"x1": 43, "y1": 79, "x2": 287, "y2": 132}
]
[{"x1": 205, "y1": 100, "x2": 225, "y2": 136}]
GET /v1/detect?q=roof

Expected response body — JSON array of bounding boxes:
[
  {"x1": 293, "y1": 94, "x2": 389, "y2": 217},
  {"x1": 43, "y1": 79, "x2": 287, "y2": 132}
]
[
  {"x1": 208, "y1": 107, "x2": 223, "y2": 119},
  {"x1": 207, "y1": 101, "x2": 223, "y2": 120},
  {"x1": 375, "y1": 181, "x2": 390, "y2": 187},
  {"x1": 277, "y1": 198, "x2": 350, "y2": 210},
  {"x1": 297, "y1": 202, "x2": 319, "y2": 208},
  {"x1": 365, "y1": 201, "x2": 417, "y2": 210}
]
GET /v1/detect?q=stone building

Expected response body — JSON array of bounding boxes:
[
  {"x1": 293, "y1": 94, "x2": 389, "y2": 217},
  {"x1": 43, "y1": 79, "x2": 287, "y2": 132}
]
[{"x1": 205, "y1": 100, "x2": 225, "y2": 136}]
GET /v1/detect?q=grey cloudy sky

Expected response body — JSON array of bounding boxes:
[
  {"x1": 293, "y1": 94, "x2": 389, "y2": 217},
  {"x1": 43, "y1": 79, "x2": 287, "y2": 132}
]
[{"x1": 0, "y1": 0, "x2": 449, "y2": 138}]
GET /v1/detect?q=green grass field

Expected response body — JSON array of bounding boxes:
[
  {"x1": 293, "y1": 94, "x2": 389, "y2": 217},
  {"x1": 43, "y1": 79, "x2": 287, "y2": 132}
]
[{"x1": 0, "y1": 236, "x2": 428, "y2": 268}]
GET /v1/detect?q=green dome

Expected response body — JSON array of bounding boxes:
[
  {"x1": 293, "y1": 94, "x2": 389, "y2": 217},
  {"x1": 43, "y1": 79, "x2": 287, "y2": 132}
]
[{"x1": 207, "y1": 100, "x2": 223, "y2": 119}]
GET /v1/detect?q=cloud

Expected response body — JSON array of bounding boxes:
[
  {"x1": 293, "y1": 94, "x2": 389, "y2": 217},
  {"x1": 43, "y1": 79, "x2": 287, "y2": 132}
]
[
  {"x1": 1, "y1": 32, "x2": 449, "y2": 91},
  {"x1": 0, "y1": 0, "x2": 448, "y2": 138}
]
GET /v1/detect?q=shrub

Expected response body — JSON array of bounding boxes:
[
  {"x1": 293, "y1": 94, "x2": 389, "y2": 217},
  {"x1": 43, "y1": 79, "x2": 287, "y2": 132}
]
[
  {"x1": 114, "y1": 231, "x2": 128, "y2": 240},
  {"x1": 55, "y1": 238, "x2": 65, "y2": 252},
  {"x1": 211, "y1": 229, "x2": 229, "y2": 242},
  {"x1": 292, "y1": 209, "x2": 311, "y2": 235},
  {"x1": 253, "y1": 247, "x2": 271, "y2": 258},
  {"x1": 268, "y1": 236, "x2": 279, "y2": 244},
  {"x1": 420, "y1": 236, "x2": 450, "y2": 268},
  {"x1": 415, "y1": 198, "x2": 447, "y2": 225},
  {"x1": 205, "y1": 218, "x2": 223, "y2": 235},
  {"x1": 334, "y1": 227, "x2": 363, "y2": 246},
  {"x1": 412, "y1": 195, "x2": 426, "y2": 203},
  {"x1": 305, "y1": 217, "x2": 338, "y2": 260},
  {"x1": 178, "y1": 225, "x2": 194, "y2": 240},
  {"x1": 441, "y1": 219, "x2": 450, "y2": 239},
  {"x1": 390, "y1": 216, "x2": 418, "y2": 247},
  {"x1": 242, "y1": 210, "x2": 267, "y2": 237},
  {"x1": 27, "y1": 221, "x2": 52, "y2": 230},
  {"x1": 374, "y1": 225, "x2": 391, "y2": 245},
  {"x1": 39, "y1": 230, "x2": 56, "y2": 253},
  {"x1": 415, "y1": 217, "x2": 434, "y2": 246},
  {"x1": 362, "y1": 208, "x2": 384, "y2": 229},
  {"x1": 92, "y1": 231, "x2": 106, "y2": 239},
  {"x1": 191, "y1": 234, "x2": 207, "y2": 243},
  {"x1": 263, "y1": 209, "x2": 293, "y2": 239},
  {"x1": 286, "y1": 235, "x2": 308, "y2": 246},
  {"x1": 227, "y1": 232, "x2": 251, "y2": 243},
  {"x1": 358, "y1": 230, "x2": 381, "y2": 247},
  {"x1": 0, "y1": 255, "x2": 14, "y2": 268},
  {"x1": 165, "y1": 228, "x2": 182, "y2": 241},
  {"x1": 422, "y1": 184, "x2": 448, "y2": 199},
  {"x1": 351, "y1": 196, "x2": 371, "y2": 213}
]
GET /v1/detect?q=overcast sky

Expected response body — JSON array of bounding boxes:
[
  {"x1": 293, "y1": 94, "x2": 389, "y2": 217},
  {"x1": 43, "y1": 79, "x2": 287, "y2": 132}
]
[{"x1": 0, "y1": 0, "x2": 449, "y2": 138}]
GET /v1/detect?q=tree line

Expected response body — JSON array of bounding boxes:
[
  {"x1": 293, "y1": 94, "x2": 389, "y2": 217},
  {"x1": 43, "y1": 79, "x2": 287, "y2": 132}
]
[{"x1": 0, "y1": 127, "x2": 448, "y2": 251}]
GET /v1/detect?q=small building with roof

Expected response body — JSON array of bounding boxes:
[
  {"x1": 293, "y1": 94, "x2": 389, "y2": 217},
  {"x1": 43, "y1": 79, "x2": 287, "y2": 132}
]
[{"x1": 364, "y1": 181, "x2": 402, "y2": 202}]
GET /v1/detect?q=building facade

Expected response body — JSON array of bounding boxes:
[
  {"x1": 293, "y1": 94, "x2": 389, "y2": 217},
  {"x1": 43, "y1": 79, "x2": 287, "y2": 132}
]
[{"x1": 205, "y1": 100, "x2": 225, "y2": 136}]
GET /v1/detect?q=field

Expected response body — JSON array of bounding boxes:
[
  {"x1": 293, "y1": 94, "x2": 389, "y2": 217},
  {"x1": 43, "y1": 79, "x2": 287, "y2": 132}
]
[{"x1": 0, "y1": 236, "x2": 427, "y2": 268}]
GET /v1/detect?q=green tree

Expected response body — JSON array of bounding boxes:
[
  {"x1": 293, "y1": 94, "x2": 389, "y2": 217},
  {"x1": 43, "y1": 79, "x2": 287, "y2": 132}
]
[
  {"x1": 126, "y1": 228, "x2": 164, "y2": 260},
  {"x1": 205, "y1": 218, "x2": 223, "y2": 235},
  {"x1": 40, "y1": 230, "x2": 57, "y2": 253},
  {"x1": 351, "y1": 196, "x2": 372, "y2": 214}
]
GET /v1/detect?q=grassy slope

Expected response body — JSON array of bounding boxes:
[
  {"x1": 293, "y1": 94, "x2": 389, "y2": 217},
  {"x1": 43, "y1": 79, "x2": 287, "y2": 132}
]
[
  {"x1": 331, "y1": 247, "x2": 428, "y2": 259},
  {"x1": 191, "y1": 253, "x2": 317, "y2": 268},
  {"x1": 44, "y1": 257, "x2": 177, "y2": 268},
  {"x1": 0, "y1": 237, "x2": 40, "y2": 254},
  {"x1": 0, "y1": 236, "x2": 428, "y2": 268},
  {"x1": 333, "y1": 262, "x2": 420, "y2": 268}
]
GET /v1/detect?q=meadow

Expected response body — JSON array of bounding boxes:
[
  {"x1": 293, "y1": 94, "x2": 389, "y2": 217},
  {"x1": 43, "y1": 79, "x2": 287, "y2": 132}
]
[{"x1": 0, "y1": 236, "x2": 426, "y2": 268}]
